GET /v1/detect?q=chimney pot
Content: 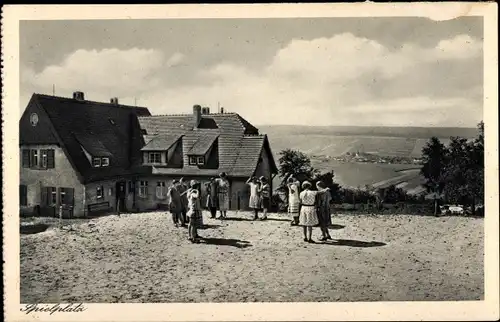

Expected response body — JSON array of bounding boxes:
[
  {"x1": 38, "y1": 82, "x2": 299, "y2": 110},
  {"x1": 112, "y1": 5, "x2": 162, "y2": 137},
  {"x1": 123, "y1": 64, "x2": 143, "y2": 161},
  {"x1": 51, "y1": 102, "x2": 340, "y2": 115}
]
[
  {"x1": 193, "y1": 105, "x2": 202, "y2": 128},
  {"x1": 110, "y1": 97, "x2": 119, "y2": 104},
  {"x1": 73, "y1": 91, "x2": 85, "y2": 101},
  {"x1": 201, "y1": 107, "x2": 210, "y2": 115},
  {"x1": 220, "y1": 107, "x2": 225, "y2": 114}
]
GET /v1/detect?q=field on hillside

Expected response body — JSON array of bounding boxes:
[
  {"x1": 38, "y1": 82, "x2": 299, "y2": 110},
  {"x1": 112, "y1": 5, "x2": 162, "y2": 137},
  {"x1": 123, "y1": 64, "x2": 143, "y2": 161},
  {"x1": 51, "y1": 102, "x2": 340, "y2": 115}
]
[
  {"x1": 267, "y1": 134, "x2": 451, "y2": 158},
  {"x1": 20, "y1": 211, "x2": 484, "y2": 303}
]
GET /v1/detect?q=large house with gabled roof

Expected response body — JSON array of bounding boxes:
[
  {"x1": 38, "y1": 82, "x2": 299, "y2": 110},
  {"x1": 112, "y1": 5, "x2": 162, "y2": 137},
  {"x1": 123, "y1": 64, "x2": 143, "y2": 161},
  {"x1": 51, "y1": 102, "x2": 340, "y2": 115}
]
[
  {"x1": 136, "y1": 104, "x2": 278, "y2": 211},
  {"x1": 19, "y1": 92, "x2": 278, "y2": 217}
]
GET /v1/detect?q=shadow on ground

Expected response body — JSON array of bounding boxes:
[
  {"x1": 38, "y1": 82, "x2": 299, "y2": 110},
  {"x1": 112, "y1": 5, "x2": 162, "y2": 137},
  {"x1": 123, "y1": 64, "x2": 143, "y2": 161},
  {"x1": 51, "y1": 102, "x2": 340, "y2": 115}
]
[
  {"x1": 328, "y1": 224, "x2": 345, "y2": 230},
  {"x1": 325, "y1": 239, "x2": 386, "y2": 248},
  {"x1": 200, "y1": 237, "x2": 252, "y2": 248},
  {"x1": 199, "y1": 224, "x2": 222, "y2": 230}
]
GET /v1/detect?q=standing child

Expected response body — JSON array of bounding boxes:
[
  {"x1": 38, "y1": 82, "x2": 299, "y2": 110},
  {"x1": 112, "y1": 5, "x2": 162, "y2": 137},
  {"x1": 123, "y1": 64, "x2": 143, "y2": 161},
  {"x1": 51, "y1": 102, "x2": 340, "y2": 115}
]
[
  {"x1": 205, "y1": 177, "x2": 219, "y2": 219},
  {"x1": 246, "y1": 176, "x2": 261, "y2": 220},
  {"x1": 298, "y1": 181, "x2": 319, "y2": 243},
  {"x1": 186, "y1": 180, "x2": 203, "y2": 243},
  {"x1": 287, "y1": 175, "x2": 300, "y2": 226},
  {"x1": 168, "y1": 180, "x2": 183, "y2": 227},
  {"x1": 316, "y1": 181, "x2": 333, "y2": 241},
  {"x1": 178, "y1": 178, "x2": 189, "y2": 225},
  {"x1": 216, "y1": 172, "x2": 230, "y2": 219},
  {"x1": 259, "y1": 176, "x2": 271, "y2": 220}
]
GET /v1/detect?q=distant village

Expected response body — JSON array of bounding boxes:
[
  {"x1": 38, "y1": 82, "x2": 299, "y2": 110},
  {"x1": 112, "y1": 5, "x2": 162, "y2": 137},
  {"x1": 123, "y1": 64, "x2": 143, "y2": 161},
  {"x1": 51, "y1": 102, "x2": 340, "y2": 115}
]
[{"x1": 312, "y1": 151, "x2": 424, "y2": 165}]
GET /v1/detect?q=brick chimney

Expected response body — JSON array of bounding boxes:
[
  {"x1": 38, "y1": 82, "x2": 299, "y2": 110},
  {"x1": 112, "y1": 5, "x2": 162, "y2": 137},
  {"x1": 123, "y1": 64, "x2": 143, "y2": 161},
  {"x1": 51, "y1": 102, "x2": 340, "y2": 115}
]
[
  {"x1": 73, "y1": 91, "x2": 85, "y2": 101},
  {"x1": 193, "y1": 105, "x2": 202, "y2": 128}
]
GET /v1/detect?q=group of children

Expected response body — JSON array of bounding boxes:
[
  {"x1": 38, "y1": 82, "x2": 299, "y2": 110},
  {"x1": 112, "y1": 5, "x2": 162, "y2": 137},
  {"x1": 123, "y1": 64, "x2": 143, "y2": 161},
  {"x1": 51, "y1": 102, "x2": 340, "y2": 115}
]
[
  {"x1": 167, "y1": 172, "x2": 333, "y2": 244},
  {"x1": 286, "y1": 175, "x2": 333, "y2": 243},
  {"x1": 167, "y1": 173, "x2": 231, "y2": 243}
]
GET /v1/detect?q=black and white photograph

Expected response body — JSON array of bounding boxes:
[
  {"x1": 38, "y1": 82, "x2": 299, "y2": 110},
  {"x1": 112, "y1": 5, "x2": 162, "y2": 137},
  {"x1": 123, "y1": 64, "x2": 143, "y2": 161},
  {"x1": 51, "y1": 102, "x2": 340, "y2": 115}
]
[{"x1": 2, "y1": 3, "x2": 499, "y2": 322}]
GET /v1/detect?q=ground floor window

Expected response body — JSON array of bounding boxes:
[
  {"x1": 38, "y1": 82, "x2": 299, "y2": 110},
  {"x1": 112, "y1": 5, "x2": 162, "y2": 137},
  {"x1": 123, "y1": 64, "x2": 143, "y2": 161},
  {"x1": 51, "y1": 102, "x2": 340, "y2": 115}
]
[
  {"x1": 49, "y1": 187, "x2": 57, "y2": 205},
  {"x1": 96, "y1": 185, "x2": 104, "y2": 199},
  {"x1": 20, "y1": 185, "x2": 27, "y2": 206},
  {"x1": 138, "y1": 181, "x2": 148, "y2": 198},
  {"x1": 156, "y1": 181, "x2": 167, "y2": 199}
]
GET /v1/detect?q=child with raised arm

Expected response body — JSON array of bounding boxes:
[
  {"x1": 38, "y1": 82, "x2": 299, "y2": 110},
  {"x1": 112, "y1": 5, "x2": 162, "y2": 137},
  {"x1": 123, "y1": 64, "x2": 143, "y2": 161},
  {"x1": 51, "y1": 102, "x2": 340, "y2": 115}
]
[
  {"x1": 259, "y1": 176, "x2": 271, "y2": 221},
  {"x1": 246, "y1": 176, "x2": 261, "y2": 220}
]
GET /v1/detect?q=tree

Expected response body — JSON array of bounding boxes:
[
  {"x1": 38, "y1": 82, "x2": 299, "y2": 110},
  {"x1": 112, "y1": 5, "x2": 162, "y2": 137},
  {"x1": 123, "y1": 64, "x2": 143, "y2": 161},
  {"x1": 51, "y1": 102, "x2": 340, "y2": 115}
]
[
  {"x1": 312, "y1": 171, "x2": 341, "y2": 201},
  {"x1": 463, "y1": 121, "x2": 484, "y2": 215},
  {"x1": 421, "y1": 137, "x2": 448, "y2": 215},
  {"x1": 277, "y1": 149, "x2": 319, "y2": 189}
]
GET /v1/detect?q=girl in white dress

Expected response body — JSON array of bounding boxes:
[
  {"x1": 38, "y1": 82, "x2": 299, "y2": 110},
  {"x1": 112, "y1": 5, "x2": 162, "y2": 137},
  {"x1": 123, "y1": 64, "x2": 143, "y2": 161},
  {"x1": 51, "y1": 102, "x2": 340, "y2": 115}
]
[
  {"x1": 299, "y1": 181, "x2": 319, "y2": 243},
  {"x1": 287, "y1": 176, "x2": 300, "y2": 226},
  {"x1": 246, "y1": 176, "x2": 261, "y2": 220}
]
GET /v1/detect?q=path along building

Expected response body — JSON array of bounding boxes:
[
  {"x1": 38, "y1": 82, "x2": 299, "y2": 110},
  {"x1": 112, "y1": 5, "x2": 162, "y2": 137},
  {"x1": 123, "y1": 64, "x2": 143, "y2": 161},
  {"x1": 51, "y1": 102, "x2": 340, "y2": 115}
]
[{"x1": 19, "y1": 92, "x2": 278, "y2": 217}]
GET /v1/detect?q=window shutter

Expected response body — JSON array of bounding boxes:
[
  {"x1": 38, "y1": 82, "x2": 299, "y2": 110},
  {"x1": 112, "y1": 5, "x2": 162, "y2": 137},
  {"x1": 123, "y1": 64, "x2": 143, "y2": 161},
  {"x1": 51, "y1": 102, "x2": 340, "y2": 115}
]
[
  {"x1": 47, "y1": 149, "x2": 55, "y2": 168},
  {"x1": 66, "y1": 188, "x2": 74, "y2": 207},
  {"x1": 22, "y1": 150, "x2": 30, "y2": 168},
  {"x1": 41, "y1": 187, "x2": 48, "y2": 206},
  {"x1": 20, "y1": 185, "x2": 28, "y2": 206}
]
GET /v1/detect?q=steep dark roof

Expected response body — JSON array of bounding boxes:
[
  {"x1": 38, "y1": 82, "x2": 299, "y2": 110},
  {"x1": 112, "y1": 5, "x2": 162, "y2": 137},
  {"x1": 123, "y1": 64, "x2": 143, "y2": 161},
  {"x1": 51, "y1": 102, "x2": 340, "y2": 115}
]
[
  {"x1": 141, "y1": 134, "x2": 183, "y2": 151},
  {"x1": 24, "y1": 93, "x2": 151, "y2": 183},
  {"x1": 138, "y1": 113, "x2": 277, "y2": 177},
  {"x1": 187, "y1": 133, "x2": 219, "y2": 155}
]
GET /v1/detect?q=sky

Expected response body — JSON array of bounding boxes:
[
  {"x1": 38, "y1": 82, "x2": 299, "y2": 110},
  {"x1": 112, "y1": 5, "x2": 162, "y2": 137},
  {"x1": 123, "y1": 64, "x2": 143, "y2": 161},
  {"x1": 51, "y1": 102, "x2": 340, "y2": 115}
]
[{"x1": 20, "y1": 17, "x2": 483, "y2": 127}]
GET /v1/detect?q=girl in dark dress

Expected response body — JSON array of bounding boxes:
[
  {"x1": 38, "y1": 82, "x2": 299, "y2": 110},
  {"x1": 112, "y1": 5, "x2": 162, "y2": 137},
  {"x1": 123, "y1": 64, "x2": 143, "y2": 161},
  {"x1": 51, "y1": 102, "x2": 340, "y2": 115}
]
[
  {"x1": 316, "y1": 181, "x2": 333, "y2": 241},
  {"x1": 205, "y1": 177, "x2": 219, "y2": 219}
]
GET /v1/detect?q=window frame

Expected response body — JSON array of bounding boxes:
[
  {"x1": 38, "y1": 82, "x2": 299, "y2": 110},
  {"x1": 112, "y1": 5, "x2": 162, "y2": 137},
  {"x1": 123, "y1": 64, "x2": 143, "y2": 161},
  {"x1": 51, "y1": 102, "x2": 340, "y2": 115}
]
[
  {"x1": 30, "y1": 150, "x2": 39, "y2": 168},
  {"x1": 156, "y1": 181, "x2": 167, "y2": 199},
  {"x1": 60, "y1": 188, "x2": 67, "y2": 205},
  {"x1": 92, "y1": 157, "x2": 102, "y2": 168},
  {"x1": 50, "y1": 187, "x2": 57, "y2": 205},
  {"x1": 197, "y1": 156, "x2": 205, "y2": 165},
  {"x1": 101, "y1": 157, "x2": 110, "y2": 167},
  {"x1": 189, "y1": 156, "x2": 197, "y2": 165},
  {"x1": 96, "y1": 185, "x2": 104, "y2": 199},
  {"x1": 138, "y1": 181, "x2": 149, "y2": 198},
  {"x1": 41, "y1": 150, "x2": 48, "y2": 168},
  {"x1": 148, "y1": 152, "x2": 162, "y2": 164}
]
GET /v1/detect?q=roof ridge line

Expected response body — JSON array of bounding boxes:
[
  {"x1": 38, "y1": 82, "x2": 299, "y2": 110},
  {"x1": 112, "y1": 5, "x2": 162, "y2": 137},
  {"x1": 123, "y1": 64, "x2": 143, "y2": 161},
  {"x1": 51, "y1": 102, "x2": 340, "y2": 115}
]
[
  {"x1": 34, "y1": 93, "x2": 149, "y2": 110},
  {"x1": 139, "y1": 112, "x2": 239, "y2": 118}
]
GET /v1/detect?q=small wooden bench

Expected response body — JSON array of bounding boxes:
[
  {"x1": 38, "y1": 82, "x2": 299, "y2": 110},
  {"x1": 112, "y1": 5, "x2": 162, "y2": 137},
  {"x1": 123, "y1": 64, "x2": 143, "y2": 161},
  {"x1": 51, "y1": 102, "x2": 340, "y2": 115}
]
[{"x1": 88, "y1": 201, "x2": 112, "y2": 215}]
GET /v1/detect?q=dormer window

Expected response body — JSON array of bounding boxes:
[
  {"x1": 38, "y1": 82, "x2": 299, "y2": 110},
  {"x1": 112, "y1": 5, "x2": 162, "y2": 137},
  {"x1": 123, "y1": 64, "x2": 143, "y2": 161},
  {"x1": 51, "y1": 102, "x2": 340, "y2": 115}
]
[
  {"x1": 92, "y1": 157, "x2": 101, "y2": 167},
  {"x1": 189, "y1": 155, "x2": 205, "y2": 166},
  {"x1": 197, "y1": 156, "x2": 205, "y2": 165},
  {"x1": 148, "y1": 152, "x2": 161, "y2": 164},
  {"x1": 101, "y1": 157, "x2": 110, "y2": 167}
]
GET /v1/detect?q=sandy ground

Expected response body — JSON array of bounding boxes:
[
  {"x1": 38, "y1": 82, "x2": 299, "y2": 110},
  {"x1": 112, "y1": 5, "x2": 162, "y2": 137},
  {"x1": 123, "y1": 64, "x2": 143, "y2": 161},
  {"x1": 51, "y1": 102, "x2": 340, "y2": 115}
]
[{"x1": 20, "y1": 211, "x2": 483, "y2": 303}]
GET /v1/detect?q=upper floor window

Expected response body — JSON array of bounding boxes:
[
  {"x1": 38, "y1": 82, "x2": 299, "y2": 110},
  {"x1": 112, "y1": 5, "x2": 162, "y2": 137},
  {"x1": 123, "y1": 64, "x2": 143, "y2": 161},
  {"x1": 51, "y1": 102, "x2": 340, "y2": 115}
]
[
  {"x1": 101, "y1": 157, "x2": 110, "y2": 167},
  {"x1": 92, "y1": 157, "x2": 101, "y2": 167},
  {"x1": 22, "y1": 148, "x2": 55, "y2": 169},
  {"x1": 189, "y1": 155, "x2": 205, "y2": 166},
  {"x1": 148, "y1": 152, "x2": 161, "y2": 164}
]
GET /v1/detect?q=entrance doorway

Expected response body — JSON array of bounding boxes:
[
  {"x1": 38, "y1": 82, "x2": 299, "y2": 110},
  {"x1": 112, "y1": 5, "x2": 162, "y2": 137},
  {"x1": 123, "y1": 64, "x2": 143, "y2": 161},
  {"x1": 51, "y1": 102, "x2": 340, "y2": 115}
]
[{"x1": 115, "y1": 181, "x2": 126, "y2": 212}]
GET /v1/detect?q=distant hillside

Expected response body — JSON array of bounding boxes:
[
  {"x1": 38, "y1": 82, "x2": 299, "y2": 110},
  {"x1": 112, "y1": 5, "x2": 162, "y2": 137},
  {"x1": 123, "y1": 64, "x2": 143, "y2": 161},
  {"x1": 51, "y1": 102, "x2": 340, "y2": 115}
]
[
  {"x1": 260, "y1": 125, "x2": 478, "y2": 158},
  {"x1": 259, "y1": 125, "x2": 477, "y2": 139}
]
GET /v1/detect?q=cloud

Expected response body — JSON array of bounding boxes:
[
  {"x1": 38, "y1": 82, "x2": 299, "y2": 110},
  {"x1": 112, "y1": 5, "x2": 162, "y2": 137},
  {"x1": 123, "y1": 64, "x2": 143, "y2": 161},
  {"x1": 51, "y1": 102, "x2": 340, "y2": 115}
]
[{"x1": 20, "y1": 33, "x2": 483, "y2": 127}]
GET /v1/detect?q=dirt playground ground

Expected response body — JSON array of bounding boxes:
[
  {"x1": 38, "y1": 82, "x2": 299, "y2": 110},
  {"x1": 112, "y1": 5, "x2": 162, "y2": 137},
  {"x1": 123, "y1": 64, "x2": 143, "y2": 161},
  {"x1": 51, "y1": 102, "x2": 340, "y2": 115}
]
[{"x1": 20, "y1": 211, "x2": 484, "y2": 303}]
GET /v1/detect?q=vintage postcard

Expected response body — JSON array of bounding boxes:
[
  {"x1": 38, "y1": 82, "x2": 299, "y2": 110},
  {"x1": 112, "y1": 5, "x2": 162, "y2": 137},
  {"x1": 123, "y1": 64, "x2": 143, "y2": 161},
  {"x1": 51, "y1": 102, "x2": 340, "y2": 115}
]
[{"x1": 2, "y1": 3, "x2": 499, "y2": 321}]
